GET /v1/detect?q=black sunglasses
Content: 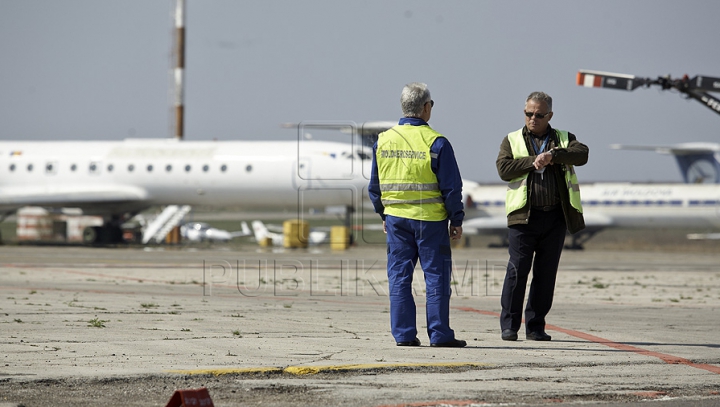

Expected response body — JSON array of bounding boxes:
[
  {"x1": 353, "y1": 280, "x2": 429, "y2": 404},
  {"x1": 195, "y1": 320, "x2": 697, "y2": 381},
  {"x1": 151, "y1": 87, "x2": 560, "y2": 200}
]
[
  {"x1": 426, "y1": 100, "x2": 434, "y2": 107},
  {"x1": 525, "y1": 111, "x2": 549, "y2": 119}
]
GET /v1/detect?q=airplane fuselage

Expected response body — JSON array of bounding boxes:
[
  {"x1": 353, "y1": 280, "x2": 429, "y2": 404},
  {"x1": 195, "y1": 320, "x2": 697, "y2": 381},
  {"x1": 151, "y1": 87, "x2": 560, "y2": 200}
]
[
  {"x1": 467, "y1": 183, "x2": 720, "y2": 230},
  {"x1": 0, "y1": 138, "x2": 371, "y2": 218}
]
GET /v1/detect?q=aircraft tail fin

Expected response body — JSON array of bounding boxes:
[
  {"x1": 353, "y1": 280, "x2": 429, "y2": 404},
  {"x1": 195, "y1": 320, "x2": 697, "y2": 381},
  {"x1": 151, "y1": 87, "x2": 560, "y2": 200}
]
[
  {"x1": 611, "y1": 143, "x2": 720, "y2": 184},
  {"x1": 241, "y1": 221, "x2": 251, "y2": 236},
  {"x1": 251, "y1": 220, "x2": 269, "y2": 242}
]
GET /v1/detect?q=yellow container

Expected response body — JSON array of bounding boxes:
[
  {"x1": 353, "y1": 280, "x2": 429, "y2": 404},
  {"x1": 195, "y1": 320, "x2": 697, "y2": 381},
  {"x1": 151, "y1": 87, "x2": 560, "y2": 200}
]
[
  {"x1": 283, "y1": 220, "x2": 309, "y2": 248},
  {"x1": 258, "y1": 236, "x2": 274, "y2": 247},
  {"x1": 330, "y1": 226, "x2": 350, "y2": 250},
  {"x1": 165, "y1": 226, "x2": 181, "y2": 244}
]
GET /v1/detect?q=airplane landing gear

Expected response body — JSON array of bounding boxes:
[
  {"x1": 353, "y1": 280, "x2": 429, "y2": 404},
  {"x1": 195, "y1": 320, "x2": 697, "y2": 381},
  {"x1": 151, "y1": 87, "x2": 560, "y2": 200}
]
[
  {"x1": 82, "y1": 225, "x2": 124, "y2": 245},
  {"x1": 564, "y1": 229, "x2": 602, "y2": 251}
]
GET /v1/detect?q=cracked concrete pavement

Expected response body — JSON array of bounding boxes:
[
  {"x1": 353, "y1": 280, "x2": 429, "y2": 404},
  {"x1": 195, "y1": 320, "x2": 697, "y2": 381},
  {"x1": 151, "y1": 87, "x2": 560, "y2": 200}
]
[{"x1": 1, "y1": 244, "x2": 719, "y2": 406}]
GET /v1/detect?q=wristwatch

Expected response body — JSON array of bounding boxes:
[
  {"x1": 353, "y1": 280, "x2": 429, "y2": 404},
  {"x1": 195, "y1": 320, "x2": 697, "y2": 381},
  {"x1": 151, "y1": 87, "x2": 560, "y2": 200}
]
[{"x1": 549, "y1": 149, "x2": 556, "y2": 159}]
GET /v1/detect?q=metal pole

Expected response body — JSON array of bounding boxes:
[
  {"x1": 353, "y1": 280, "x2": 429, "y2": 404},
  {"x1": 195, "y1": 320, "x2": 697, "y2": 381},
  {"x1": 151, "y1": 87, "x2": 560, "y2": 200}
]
[{"x1": 174, "y1": 0, "x2": 185, "y2": 140}]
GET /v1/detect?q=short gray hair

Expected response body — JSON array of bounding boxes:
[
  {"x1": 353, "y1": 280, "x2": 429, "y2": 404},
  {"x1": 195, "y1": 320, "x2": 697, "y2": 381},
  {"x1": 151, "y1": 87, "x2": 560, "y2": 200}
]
[
  {"x1": 526, "y1": 91, "x2": 553, "y2": 111},
  {"x1": 401, "y1": 82, "x2": 432, "y2": 117}
]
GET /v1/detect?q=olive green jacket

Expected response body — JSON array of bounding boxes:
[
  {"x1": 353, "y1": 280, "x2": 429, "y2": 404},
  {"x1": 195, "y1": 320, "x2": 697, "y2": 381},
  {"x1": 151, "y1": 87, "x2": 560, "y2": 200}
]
[{"x1": 496, "y1": 126, "x2": 589, "y2": 234}]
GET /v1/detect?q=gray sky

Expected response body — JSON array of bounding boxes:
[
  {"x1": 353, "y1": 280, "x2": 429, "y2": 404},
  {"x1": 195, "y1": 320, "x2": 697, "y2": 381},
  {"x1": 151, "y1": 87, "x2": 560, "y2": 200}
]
[{"x1": 1, "y1": 0, "x2": 719, "y2": 183}]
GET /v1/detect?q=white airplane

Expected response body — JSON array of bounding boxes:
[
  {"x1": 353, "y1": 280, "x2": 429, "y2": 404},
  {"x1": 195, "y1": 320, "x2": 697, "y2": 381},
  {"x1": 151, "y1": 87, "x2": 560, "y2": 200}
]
[
  {"x1": 0, "y1": 121, "x2": 392, "y2": 244},
  {"x1": 250, "y1": 220, "x2": 328, "y2": 246},
  {"x1": 180, "y1": 221, "x2": 251, "y2": 243},
  {"x1": 464, "y1": 182, "x2": 720, "y2": 248}
]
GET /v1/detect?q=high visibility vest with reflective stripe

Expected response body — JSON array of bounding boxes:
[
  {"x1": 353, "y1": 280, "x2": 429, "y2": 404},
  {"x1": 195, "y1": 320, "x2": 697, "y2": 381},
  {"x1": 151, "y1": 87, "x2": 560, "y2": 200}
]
[
  {"x1": 376, "y1": 125, "x2": 447, "y2": 221},
  {"x1": 505, "y1": 128, "x2": 583, "y2": 215}
]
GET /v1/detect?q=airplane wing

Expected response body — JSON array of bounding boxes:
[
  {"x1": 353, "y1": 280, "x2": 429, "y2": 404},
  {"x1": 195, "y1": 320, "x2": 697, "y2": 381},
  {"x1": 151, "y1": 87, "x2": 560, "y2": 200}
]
[
  {"x1": 464, "y1": 212, "x2": 613, "y2": 232},
  {"x1": 610, "y1": 143, "x2": 720, "y2": 155},
  {"x1": 228, "y1": 221, "x2": 252, "y2": 237},
  {"x1": 0, "y1": 185, "x2": 149, "y2": 214},
  {"x1": 282, "y1": 121, "x2": 396, "y2": 136},
  {"x1": 687, "y1": 233, "x2": 720, "y2": 240},
  {"x1": 282, "y1": 121, "x2": 396, "y2": 148},
  {"x1": 264, "y1": 223, "x2": 284, "y2": 233}
]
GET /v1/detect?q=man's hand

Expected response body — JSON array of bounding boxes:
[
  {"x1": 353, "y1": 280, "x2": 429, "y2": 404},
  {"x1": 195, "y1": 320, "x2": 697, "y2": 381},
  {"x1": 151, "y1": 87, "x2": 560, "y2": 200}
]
[
  {"x1": 382, "y1": 221, "x2": 387, "y2": 234},
  {"x1": 450, "y1": 225, "x2": 463, "y2": 241},
  {"x1": 533, "y1": 151, "x2": 553, "y2": 170}
]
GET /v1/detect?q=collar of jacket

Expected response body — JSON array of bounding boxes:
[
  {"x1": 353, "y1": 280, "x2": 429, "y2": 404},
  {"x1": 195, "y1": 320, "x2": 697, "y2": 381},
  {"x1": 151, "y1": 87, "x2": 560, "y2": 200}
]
[
  {"x1": 523, "y1": 125, "x2": 556, "y2": 142},
  {"x1": 398, "y1": 117, "x2": 429, "y2": 126}
]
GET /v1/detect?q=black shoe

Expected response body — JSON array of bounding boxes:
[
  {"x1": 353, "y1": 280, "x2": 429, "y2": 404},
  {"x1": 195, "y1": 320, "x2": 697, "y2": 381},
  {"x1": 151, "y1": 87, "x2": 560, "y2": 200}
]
[
  {"x1": 396, "y1": 338, "x2": 421, "y2": 346},
  {"x1": 526, "y1": 331, "x2": 551, "y2": 341},
  {"x1": 501, "y1": 329, "x2": 518, "y2": 341},
  {"x1": 430, "y1": 339, "x2": 467, "y2": 348}
]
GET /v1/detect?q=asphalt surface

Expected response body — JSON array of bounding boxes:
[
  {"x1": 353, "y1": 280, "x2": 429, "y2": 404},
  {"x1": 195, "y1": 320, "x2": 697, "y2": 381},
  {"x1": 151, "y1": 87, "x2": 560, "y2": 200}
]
[{"x1": 1, "y1": 243, "x2": 719, "y2": 407}]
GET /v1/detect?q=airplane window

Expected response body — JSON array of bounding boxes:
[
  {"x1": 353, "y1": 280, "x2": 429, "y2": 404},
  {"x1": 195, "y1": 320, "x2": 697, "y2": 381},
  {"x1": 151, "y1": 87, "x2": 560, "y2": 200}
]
[
  {"x1": 46, "y1": 163, "x2": 54, "y2": 172},
  {"x1": 107, "y1": 164, "x2": 114, "y2": 172},
  {"x1": 220, "y1": 164, "x2": 227, "y2": 172},
  {"x1": 128, "y1": 164, "x2": 134, "y2": 172},
  {"x1": 147, "y1": 164, "x2": 153, "y2": 172},
  {"x1": 166, "y1": 164, "x2": 172, "y2": 172},
  {"x1": 245, "y1": 165, "x2": 252, "y2": 172},
  {"x1": 9, "y1": 164, "x2": 15, "y2": 172},
  {"x1": 185, "y1": 165, "x2": 191, "y2": 172},
  {"x1": 202, "y1": 164, "x2": 209, "y2": 172},
  {"x1": 27, "y1": 164, "x2": 33, "y2": 172},
  {"x1": 70, "y1": 164, "x2": 77, "y2": 172},
  {"x1": 89, "y1": 163, "x2": 97, "y2": 172}
]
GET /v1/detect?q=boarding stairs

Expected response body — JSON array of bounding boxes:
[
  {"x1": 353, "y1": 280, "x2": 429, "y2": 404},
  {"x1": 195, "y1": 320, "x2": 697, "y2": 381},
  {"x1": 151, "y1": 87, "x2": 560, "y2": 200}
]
[{"x1": 141, "y1": 205, "x2": 192, "y2": 244}]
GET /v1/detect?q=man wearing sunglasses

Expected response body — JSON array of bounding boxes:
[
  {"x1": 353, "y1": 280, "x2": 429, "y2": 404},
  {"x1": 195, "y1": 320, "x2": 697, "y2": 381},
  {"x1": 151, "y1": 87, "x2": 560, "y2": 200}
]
[
  {"x1": 369, "y1": 82, "x2": 466, "y2": 348},
  {"x1": 496, "y1": 91, "x2": 589, "y2": 342}
]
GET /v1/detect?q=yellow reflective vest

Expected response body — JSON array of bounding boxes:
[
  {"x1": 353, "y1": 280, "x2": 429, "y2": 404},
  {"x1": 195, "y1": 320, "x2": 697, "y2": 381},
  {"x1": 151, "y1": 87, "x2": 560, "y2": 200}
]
[
  {"x1": 505, "y1": 128, "x2": 583, "y2": 215},
  {"x1": 376, "y1": 124, "x2": 448, "y2": 221}
]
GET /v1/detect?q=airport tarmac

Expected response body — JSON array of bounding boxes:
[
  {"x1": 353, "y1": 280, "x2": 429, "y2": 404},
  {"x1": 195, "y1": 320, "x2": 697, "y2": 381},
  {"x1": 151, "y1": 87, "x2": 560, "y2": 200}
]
[{"x1": 1, "y1": 243, "x2": 719, "y2": 407}]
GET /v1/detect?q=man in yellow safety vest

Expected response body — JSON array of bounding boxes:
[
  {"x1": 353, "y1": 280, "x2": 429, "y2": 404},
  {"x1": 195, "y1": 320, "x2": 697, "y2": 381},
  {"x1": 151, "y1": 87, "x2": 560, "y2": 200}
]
[
  {"x1": 496, "y1": 91, "x2": 589, "y2": 342},
  {"x1": 369, "y1": 82, "x2": 466, "y2": 348}
]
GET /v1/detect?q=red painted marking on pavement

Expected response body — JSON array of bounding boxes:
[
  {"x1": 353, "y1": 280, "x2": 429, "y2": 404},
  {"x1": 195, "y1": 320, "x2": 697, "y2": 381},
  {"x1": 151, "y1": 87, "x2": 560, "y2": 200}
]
[
  {"x1": 455, "y1": 306, "x2": 720, "y2": 375},
  {"x1": 455, "y1": 307, "x2": 498, "y2": 318}
]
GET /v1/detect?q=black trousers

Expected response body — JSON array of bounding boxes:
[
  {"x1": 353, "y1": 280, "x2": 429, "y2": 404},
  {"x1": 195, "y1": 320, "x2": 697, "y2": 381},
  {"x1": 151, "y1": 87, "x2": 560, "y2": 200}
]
[{"x1": 500, "y1": 207, "x2": 566, "y2": 333}]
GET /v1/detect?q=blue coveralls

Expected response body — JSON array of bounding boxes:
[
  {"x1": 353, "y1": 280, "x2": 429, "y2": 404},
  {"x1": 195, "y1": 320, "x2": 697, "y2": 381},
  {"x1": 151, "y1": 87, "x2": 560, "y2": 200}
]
[{"x1": 368, "y1": 118, "x2": 465, "y2": 344}]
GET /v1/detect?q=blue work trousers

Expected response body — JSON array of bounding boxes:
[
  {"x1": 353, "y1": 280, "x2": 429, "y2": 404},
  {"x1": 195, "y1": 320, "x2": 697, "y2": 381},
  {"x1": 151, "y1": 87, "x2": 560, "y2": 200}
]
[
  {"x1": 500, "y1": 207, "x2": 567, "y2": 333},
  {"x1": 385, "y1": 215, "x2": 455, "y2": 344}
]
